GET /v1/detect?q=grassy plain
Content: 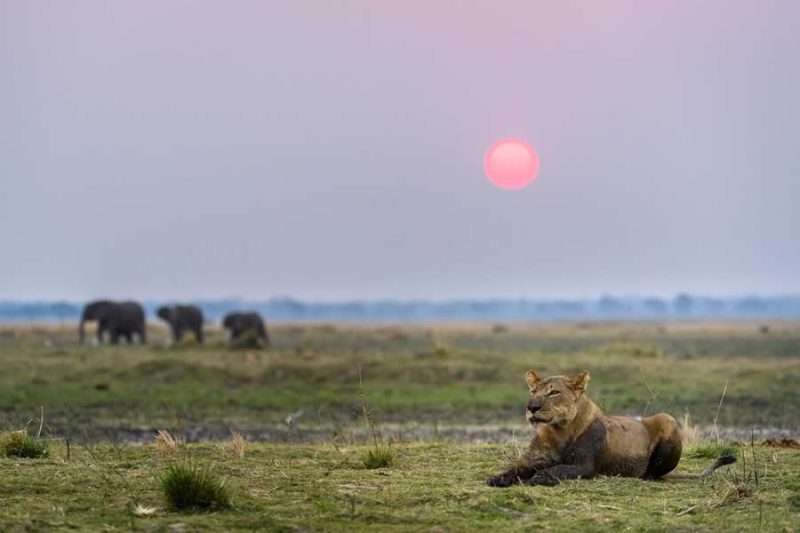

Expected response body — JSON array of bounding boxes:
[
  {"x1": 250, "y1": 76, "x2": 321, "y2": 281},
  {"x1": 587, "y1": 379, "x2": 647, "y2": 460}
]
[
  {"x1": 1, "y1": 321, "x2": 798, "y2": 437},
  {"x1": 1, "y1": 440, "x2": 799, "y2": 531},
  {"x1": 1, "y1": 321, "x2": 799, "y2": 530}
]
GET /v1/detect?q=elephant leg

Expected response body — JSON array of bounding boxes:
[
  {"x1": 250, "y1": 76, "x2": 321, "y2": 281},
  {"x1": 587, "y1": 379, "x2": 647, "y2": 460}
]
[
  {"x1": 110, "y1": 331, "x2": 121, "y2": 345},
  {"x1": 195, "y1": 327, "x2": 204, "y2": 343},
  {"x1": 175, "y1": 327, "x2": 184, "y2": 343},
  {"x1": 124, "y1": 331, "x2": 133, "y2": 344}
]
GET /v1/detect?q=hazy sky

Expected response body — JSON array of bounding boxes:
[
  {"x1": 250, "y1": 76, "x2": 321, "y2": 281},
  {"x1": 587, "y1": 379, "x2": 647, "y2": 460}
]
[{"x1": 2, "y1": 1, "x2": 799, "y2": 301}]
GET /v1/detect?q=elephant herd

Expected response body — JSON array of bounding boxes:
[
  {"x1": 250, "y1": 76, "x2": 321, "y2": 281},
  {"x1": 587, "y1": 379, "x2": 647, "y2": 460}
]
[{"x1": 78, "y1": 300, "x2": 270, "y2": 346}]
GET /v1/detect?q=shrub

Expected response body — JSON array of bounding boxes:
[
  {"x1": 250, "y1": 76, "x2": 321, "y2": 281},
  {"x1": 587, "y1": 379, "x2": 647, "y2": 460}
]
[
  {"x1": 361, "y1": 446, "x2": 394, "y2": 469},
  {"x1": 161, "y1": 462, "x2": 231, "y2": 512},
  {"x1": 1, "y1": 431, "x2": 49, "y2": 459}
]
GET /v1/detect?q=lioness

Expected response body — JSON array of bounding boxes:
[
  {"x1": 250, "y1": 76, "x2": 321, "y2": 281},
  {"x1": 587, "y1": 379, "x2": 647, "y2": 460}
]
[{"x1": 487, "y1": 370, "x2": 735, "y2": 487}]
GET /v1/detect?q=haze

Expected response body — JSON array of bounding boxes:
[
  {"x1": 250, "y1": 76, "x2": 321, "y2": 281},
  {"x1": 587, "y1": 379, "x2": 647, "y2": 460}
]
[{"x1": 2, "y1": 1, "x2": 799, "y2": 301}]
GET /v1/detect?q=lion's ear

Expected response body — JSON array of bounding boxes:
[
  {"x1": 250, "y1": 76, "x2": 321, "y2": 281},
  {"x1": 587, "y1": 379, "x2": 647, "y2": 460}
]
[
  {"x1": 525, "y1": 370, "x2": 540, "y2": 388},
  {"x1": 571, "y1": 371, "x2": 590, "y2": 392}
]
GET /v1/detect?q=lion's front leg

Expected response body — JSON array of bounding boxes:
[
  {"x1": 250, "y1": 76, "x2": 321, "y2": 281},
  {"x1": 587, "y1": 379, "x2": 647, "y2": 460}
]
[
  {"x1": 486, "y1": 464, "x2": 539, "y2": 487},
  {"x1": 526, "y1": 463, "x2": 594, "y2": 486}
]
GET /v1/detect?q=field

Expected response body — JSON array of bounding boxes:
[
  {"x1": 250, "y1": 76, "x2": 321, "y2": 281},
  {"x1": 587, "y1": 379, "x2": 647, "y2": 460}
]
[{"x1": 1, "y1": 321, "x2": 799, "y2": 531}]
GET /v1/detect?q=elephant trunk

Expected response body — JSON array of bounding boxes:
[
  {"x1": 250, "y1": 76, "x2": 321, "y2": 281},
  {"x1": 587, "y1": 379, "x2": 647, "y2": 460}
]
[{"x1": 79, "y1": 318, "x2": 86, "y2": 344}]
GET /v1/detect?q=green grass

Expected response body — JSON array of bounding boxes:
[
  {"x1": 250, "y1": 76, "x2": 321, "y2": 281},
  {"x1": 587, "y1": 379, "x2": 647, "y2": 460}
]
[
  {"x1": 228, "y1": 329, "x2": 265, "y2": 351},
  {"x1": 686, "y1": 441, "x2": 739, "y2": 459},
  {"x1": 1, "y1": 322, "x2": 799, "y2": 435},
  {"x1": 0, "y1": 441, "x2": 798, "y2": 531},
  {"x1": 1, "y1": 430, "x2": 49, "y2": 459},
  {"x1": 0, "y1": 322, "x2": 799, "y2": 530},
  {"x1": 361, "y1": 446, "x2": 395, "y2": 469},
  {"x1": 161, "y1": 462, "x2": 232, "y2": 512}
]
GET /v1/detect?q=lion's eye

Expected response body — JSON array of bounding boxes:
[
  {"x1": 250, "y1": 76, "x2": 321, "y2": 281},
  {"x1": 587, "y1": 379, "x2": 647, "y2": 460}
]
[{"x1": 548, "y1": 390, "x2": 560, "y2": 396}]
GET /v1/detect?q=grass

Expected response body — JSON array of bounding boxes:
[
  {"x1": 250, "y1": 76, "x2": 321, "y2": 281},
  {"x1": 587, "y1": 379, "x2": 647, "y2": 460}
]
[
  {"x1": 1, "y1": 430, "x2": 49, "y2": 459},
  {"x1": 361, "y1": 446, "x2": 394, "y2": 469},
  {"x1": 686, "y1": 441, "x2": 739, "y2": 459},
  {"x1": 229, "y1": 329, "x2": 265, "y2": 350},
  {"x1": 1, "y1": 321, "x2": 799, "y2": 435},
  {"x1": 0, "y1": 321, "x2": 798, "y2": 529},
  {"x1": 160, "y1": 462, "x2": 232, "y2": 512},
  {"x1": 0, "y1": 440, "x2": 798, "y2": 531},
  {"x1": 154, "y1": 429, "x2": 181, "y2": 455},
  {"x1": 225, "y1": 431, "x2": 246, "y2": 460}
]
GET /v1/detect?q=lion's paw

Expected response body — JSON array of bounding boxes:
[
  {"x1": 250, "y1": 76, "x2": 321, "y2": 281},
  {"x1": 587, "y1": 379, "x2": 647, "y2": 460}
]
[{"x1": 486, "y1": 475, "x2": 514, "y2": 488}]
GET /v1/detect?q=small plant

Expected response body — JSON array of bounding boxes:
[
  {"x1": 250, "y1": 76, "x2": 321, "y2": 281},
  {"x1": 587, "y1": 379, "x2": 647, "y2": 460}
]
[
  {"x1": 1, "y1": 430, "x2": 49, "y2": 459},
  {"x1": 787, "y1": 493, "x2": 800, "y2": 510},
  {"x1": 229, "y1": 330, "x2": 264, "y2": 350},
  {"x1": 595, "y1": 342, "x2": 663, "y2": 358},
  {"x1": 169, "y1": 336, "x2": 199, "y2": 350},
  {"x1": 225, "y1": 432, "x2": 246, "y2": 460},
  {"x1": 154, "y1": 429, "x2": 181, "y2": 456},
  {"x1": 431, "y1": 343, "x2": 453, "y2": 357},
  {"x1": 161, "y1": 462, "x2": 232, "y2": 512},
  {"x1": 687, "y1": 441, "x2": 738, "y2": 459},
  {"x1": 361, "y1": 446, "x2": 394, "y2": 469},
  {"x1": 416, "y1": 342, "x2": 454, "y2": 359},
  {"x1": 357, "y1": 365, "x2": 395, "y2": 469}
]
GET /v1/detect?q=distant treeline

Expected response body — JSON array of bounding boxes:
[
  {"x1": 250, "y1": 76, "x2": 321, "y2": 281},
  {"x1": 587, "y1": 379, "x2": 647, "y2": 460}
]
[{"x1": 2, "y1": 295, "x2": 800, "y2": 322}]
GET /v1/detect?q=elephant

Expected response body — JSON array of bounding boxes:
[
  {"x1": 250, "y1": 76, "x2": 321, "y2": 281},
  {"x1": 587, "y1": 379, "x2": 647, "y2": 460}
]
[
  {"x1": 79, "y1": 300, "x2": 146, "y2": 345},
  {"x1": 222, "y1": 311, "x2": 270, "y2": 345},
  {"x1": 157, "y1": 304, "x2": 204, "y2": 343}
]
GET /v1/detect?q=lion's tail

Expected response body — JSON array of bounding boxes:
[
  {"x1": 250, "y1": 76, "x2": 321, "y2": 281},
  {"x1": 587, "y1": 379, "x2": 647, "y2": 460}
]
[{"x1": 664, "y1": 454, "x2": 737, "y2": 480}]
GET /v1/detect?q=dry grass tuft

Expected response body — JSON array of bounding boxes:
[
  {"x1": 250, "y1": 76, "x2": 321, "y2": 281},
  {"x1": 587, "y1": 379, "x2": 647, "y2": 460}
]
[
  {"x1": 680, "y1": 411, "x2": 702, "y2": 448},
  {"x1": 225, "y1": 432, "x2": 246, "y2": 460},
  {"x1": 131, "y1": 504, "x2": 158, "y2": 517},
  {"x1": 708, "y1": 482, "x2": 753, "y2": 509},
  {"x1": 154, "y1": 429, "x2": 181, "y2": 455}
]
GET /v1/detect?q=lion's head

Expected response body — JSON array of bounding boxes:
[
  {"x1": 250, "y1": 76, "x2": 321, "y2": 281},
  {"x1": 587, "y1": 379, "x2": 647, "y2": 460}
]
[{"x1": 524, "y1": 370, "x2": 590, "y2": 427}]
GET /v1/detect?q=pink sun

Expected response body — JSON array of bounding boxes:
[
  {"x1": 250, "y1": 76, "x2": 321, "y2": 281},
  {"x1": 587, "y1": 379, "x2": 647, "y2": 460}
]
[{"x1": 484, "y1": 138, "x2": 540, "y2": 190}]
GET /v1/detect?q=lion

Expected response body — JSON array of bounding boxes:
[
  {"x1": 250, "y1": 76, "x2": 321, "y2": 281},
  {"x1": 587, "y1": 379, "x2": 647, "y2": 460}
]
[{"x1": 487, "y1": 370, "x2": 735, "y2": 487}]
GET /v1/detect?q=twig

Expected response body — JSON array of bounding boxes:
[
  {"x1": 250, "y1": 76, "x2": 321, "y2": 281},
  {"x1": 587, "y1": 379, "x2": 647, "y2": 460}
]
[
  {"x1": 357, "y1": 365, "x2": 378, "y2": 447},
  {"x1": 638, "y1": 367, "x2": 657, "y2": 417},
  {"x1": 750, "y1": 428, "x2": 759, "y2": 489},
  {"x1": 37, "y1": 406, "x2": 44, "y2": 439},
  {"x1": 676, "y1": 505, "x2": 698, "y2": 516},
  {"x1": 712, "y1": 380, "x2": 728, "y2": 443}
]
